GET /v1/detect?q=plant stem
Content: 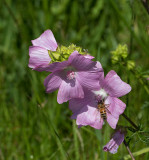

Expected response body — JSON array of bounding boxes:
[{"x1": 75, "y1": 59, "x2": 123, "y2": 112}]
[
  {"x1": 123, "y1": 140, "x2": 135, "y2": 160},
  {"x1": 122, "y1": 113, "x2": 139, "y2": 131}
]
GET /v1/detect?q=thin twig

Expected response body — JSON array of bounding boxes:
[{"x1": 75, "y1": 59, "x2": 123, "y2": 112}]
[
  {"x1": 123, "y1": 140, "x2": 135, "y2": 160},
  {"x1": 122, "y1": 113, "x2": 139, "y2": 131}
]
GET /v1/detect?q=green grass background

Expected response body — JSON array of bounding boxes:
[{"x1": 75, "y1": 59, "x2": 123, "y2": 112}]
[{"x1": 0, "y1": 0, "x2": 149, "y2": 159}]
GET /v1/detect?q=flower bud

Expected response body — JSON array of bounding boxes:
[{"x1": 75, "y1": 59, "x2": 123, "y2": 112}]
[
  {"x1": 111, "y1": 44, "x2": 128, "y2": 64},
  {"x1": 127, "y1": 60, "x2": 135, "y2": 70},
  {"x1": 48, "y1": 44, "x2": 88, "y2": 63},
  {"x1": 103, "y1": 129, "x2": 125, "y2": 154}
]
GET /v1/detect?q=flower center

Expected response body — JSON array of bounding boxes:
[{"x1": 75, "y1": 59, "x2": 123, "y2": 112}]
[
  {"x1": 65, "y1": 66, "x2": 76, "y2": 80},
  {"x1": 66, "y1": 71, "x2": 75, "y2": 80},
  {"x1": 93, "y1": 88, "x2": 108, "y2": 101}
]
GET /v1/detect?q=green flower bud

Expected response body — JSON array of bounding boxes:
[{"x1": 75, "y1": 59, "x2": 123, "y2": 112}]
[
  {"x1": 127, "y1": 60, "x2": 135, "y2": 70},
  {"x1": 48, "y1": 44, "x2": 88, "y2": 63},
  {"x1": 111, "y1": 55, "x2": 119, "y2": 64},
  {"x1": 111, "y1": 44, "x2": 128, "y2": 64}
]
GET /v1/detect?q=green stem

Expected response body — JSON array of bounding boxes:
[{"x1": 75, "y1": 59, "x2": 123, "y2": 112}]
[{"x1": 122, "y1": 113, "x2": 139, "y2": 131}]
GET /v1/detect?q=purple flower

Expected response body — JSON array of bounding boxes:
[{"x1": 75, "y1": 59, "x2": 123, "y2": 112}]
[
  {"x1": 69, "y1": 70, "x2": 131, "y2": 129},
  {"x1": 44, "y1": 51, "x2": 103, "y2": 104},
  {"x1": 28, "y1": 30, "x2": 58, "y2": 69},
  {"x1": 103, "y1": 129, "x2": 125, "y2": 154}
]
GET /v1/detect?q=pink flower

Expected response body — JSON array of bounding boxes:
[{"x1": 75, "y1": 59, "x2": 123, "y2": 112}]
[
  {"x1": 44, "y1": 51, "x2": 103, "y2": 104},
  {"x1": 103, "y1": 129, "x2": 125, "y2": 154},
  {"x1": 69, "y1": 70, "x2": 131, "y2": 129},
  {"x1": 28, "y1": 30, "x2": 58, "y2": 69},
  {"x1": 83, "y1": 55, "x2": 94, "y2": 59}
]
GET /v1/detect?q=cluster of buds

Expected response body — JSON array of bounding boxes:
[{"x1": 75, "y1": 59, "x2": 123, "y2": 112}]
[
  {"x1": 111, "y1": 44, "x2": 128, "y2": 64},
  {"x1": 49, "y1": 44, "x2": 88, "y2": 63},
  {"x1": 28, "y1": 30, "x2": 131, "y2": 154},
  {"x1": 111, "y1": 44, "x2": 135, "y2": 71}
]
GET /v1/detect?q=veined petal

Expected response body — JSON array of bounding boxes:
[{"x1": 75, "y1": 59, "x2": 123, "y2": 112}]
[
  {"x1": 105, "y1": 97, "x2": 126, "y2": 119},
  {"x1": 34, "y1": 61, "x2": 69, "y2": 72},
  {"x1": 102, "y1": 70, "x2": 131, "y2": 97},
  {"x1": 68, "y1": 51, "x2": 97, "y2": 71},
  {"x1": 31, "y1": 30, "x2": 58, "y2": 51},
  {"x1": 76, "y1": 61, "x2": 104, "y2": 90},
  {"x1": 44, "y1": 72, "x2": 62, "y2": 93},
  {"x1": 75, "y1": 105, "x2": 104, "y2": 129},
  {"x1": 107, "y1": 112, "x2": 119, "y2": 129},
  {"x1": 33, "y1": 64, "x2": 52, "y2": 72},
  {"x1": 57, "y1": 79, "x2": 84, "y2": 104},
  {"x1": 77, "y1": 69, "x2": 103, "y2": 90},
  {"x1": 75, "y1": 105, "x2": 96, "y2": 125},
  {"x1": 28, "y1": 46, "x2": 51, "y2": 69},
  {"x1": 70, "y1": 89, "x2": 104, "y2": 129},
  {"x1": 69, "y1": 89, "x2": 95, "y2": 113},
  {"x1": 47, "y1": 61, "x2": 69, "y2": 72},
  {"x1": 90, "y1": 112, "x2": 104, "y2": 129}
]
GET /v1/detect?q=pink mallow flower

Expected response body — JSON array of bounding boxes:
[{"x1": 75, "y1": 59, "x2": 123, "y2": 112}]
[
  {"x1": 44, "y1": 51, "x2": 103, "y2": 104},
  {"x1": 28, "y1": 29, "x2": 58, "y2": 69},
  {"x1": 103, "y1": 129, "x2": 125, "y2": 154},
  {"x1": 69, "y1": 70, "x2": 131, "y2": 129},
  {"x1": 84, "y1": 54, "x2": 94, "y2": 59}
]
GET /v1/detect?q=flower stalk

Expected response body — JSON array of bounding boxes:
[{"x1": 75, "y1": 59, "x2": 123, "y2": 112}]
[
  {"x1": 123, "y1": 140, "x2": 135, "y2": 160},
  {"x1": 122, "y1": 113, "x2": 139, "y2": 131}
]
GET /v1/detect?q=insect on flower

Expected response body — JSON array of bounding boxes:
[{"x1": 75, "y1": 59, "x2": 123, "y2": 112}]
[
  {"x1": 97, "y1": 99, "x2": 109, "y2": 121},
  {"x1": 69, "y1": 70, "x2": 131, "y2": 129}
]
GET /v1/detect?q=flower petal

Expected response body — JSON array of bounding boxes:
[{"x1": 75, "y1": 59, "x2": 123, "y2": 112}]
[
  {"x1": 69, "y1": 89, "x2": 103, "y2": 129},
  {"x1": 69, "y1": 89, "x2": 94, "y2": 113},
  {"x1": 33, "y1": 64, "x2": 52, "y2": 72},
  {"x1": 90, "y1": 112, "x2": 104, "y2": 129},
  {"x1": 44, "y1": 72, "x2": 62, "y2": 93},
  {"x1": 28, "y1": 46, "x2": 51, "y2": 69},
  {"x1": 31, "y1": 30, "x2": 58, "y2": 51},
  {"x1": 107, "y1": 112, "x2": 118, "y2": 129},
  {"x1": 76, "y1": 61, "x2": 104, "y2": 90},
  {"x1": 57, "y1": 79, "x2": 84, "y2": 104},
  {"x1": 103, "y1": 130, "x2": 124, "y2": 154},
  {"x1": 75, "y1": 106, "x2": 103, "y2": 129},
  {"x1": 77, "y1": 69, "x2": 103, "y2": 90},
  {"x1": 102, "y1": 70, "x2": 131, "y2": 97},
  {"x1": 105, "y1": 97, "x2": 126, "y2": 119},
  {"x1": 34, "y1": 61, "x2": 69, "y2": 72},
  {"x1": 75, "y1": 105, "x2": 95, "y2": 125},
  {"x1": 84, "y1": 55, "x2": 94, "y2": 59},
  {"x1": 68, "y1": 51, "x2": 97, "y2": 71}
]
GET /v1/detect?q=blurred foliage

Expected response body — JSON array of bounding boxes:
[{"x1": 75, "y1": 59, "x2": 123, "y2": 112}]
[{"x1": 0, "y1": 0, "x2": 149, "y2": 159}]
